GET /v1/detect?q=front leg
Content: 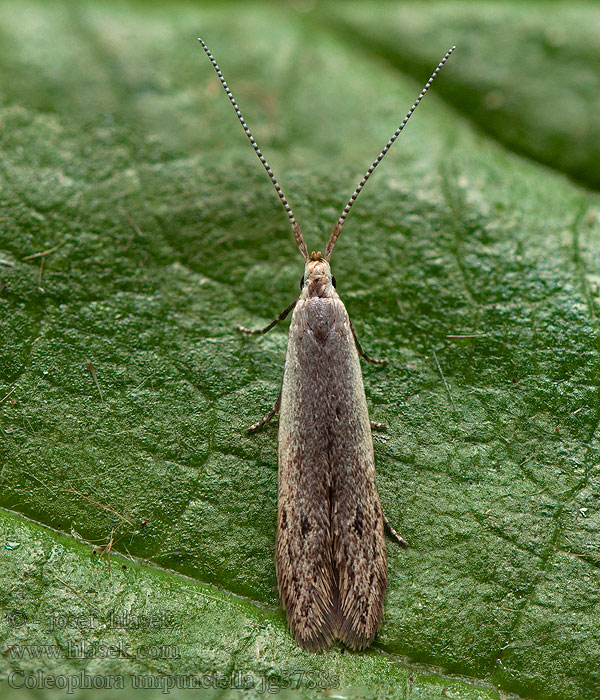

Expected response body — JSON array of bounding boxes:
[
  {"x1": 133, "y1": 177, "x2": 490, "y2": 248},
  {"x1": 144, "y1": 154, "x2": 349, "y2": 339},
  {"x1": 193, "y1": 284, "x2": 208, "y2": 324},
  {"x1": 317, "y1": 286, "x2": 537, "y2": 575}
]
[
  {"x1": 349, "y1": 318, "x2": 388, "y2": 365},
  {"x1": 237, "y1": 299, "x2": 297, "y2": 335},
  {"x1": 238, "y1": 300, "x2": 295, "y2": 433}
]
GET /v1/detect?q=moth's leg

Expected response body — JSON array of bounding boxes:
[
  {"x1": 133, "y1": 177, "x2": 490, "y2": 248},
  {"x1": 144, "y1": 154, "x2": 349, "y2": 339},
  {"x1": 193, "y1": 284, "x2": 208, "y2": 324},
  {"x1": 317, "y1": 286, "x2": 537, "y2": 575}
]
[
  {"x1": 370, "y1": 420, "x2": 388, "y2": 431},
  {"x1": 246, "y1": 390, "x2": 282, "y2": 434},
  {"x1": 237, "y1": 299, "x2": 297, "y2": 335},
  {"x1": 383, "y1": 513, "x2": 409, "y2": 547},
  {"x1": 349, "y1": 319, "x2": 388, "y2": 365}
]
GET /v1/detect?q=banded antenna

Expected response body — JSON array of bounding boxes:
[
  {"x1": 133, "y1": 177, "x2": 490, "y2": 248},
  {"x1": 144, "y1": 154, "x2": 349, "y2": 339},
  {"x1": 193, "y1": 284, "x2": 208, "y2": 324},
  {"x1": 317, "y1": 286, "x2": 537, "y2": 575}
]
[
  {"x1": 199, "y1": 38, "x2": 309, "y2": 262},
  {"x1": 325, "y1": 46, "x2": 456, "y2": 261}
]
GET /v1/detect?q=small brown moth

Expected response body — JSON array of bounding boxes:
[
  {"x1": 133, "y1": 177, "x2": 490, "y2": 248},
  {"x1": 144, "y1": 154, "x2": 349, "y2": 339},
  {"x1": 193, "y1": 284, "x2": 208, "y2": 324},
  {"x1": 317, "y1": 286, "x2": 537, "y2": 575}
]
[{"x1": 199, "y1": 39, "x2": 455, "y2": 650}]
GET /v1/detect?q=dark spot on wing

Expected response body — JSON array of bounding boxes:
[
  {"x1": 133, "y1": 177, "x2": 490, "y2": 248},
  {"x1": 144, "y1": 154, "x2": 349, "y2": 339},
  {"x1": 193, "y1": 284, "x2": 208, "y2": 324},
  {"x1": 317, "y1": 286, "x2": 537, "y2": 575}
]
[{"x1": 353, "y1": 505, "x2": 364, "y2": 538}]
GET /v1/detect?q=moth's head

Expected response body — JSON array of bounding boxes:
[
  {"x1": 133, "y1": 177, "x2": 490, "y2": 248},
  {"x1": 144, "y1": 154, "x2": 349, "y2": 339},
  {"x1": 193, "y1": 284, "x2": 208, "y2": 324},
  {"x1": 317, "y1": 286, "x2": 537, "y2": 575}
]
[{"x1": 300, "y1": 251, "x2": 337, "y2": 298}]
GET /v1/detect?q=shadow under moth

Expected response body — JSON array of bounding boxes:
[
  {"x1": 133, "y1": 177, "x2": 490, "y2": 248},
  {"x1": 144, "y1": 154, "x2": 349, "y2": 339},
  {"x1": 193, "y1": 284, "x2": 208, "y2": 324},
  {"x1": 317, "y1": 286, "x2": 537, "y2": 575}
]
[{"x1": 199, "y1": 38, "x2": 455, "y2": 650}]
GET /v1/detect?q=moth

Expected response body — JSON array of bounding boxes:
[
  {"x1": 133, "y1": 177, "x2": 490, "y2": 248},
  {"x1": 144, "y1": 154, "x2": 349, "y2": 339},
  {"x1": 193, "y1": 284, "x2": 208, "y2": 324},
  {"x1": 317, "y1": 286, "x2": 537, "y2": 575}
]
[{"x1": 199, "y1": 39, "x2": 455, "y2": 650}]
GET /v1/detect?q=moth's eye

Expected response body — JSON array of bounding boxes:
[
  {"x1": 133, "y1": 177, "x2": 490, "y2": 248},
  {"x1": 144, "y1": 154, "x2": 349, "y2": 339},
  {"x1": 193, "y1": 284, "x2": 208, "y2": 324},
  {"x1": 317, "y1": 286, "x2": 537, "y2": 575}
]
[
  {"x1": 299, "y1": 275, "x2": 305, "y2": 290},
  {"x1": 331, "y1": 276, "x2": 337, "y2": 288}
]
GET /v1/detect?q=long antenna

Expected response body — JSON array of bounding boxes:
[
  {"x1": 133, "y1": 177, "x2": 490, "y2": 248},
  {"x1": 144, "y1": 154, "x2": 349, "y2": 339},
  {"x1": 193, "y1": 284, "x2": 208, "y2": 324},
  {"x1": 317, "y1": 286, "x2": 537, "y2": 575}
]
[
  {"x1": 325, "y1": 46, "x2": 456, "y2": 261},
  {"x1": 198, "y1": 38, "x2": 309, "y2": 262}
]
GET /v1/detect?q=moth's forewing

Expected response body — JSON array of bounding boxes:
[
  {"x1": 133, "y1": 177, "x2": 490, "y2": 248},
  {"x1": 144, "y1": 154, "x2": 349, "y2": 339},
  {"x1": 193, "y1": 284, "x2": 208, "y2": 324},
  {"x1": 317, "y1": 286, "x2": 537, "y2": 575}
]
[{"x1": 277, "y1": 294, "x2": 386, "y2": 650}]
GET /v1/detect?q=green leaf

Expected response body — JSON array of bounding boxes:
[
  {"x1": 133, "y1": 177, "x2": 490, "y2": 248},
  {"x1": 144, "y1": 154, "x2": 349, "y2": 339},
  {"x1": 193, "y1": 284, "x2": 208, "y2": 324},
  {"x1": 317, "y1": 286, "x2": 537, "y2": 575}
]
[
  {"x1": 318, "y1": 1, "x2": 600, "y2": 190},
  {"x1": 0, "y1": 508, "x2": 502, "y2": 699},
  {"x1": 1, "y1": 2, "x2": 599, "y2": 699}
]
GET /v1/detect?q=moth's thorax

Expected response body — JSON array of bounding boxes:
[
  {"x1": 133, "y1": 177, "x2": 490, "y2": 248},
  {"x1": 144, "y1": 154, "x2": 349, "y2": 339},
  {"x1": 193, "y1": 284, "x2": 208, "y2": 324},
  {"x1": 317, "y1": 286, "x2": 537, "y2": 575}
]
[{"x1": 302, "y1": 253, "x2": 336, "y2": 299}]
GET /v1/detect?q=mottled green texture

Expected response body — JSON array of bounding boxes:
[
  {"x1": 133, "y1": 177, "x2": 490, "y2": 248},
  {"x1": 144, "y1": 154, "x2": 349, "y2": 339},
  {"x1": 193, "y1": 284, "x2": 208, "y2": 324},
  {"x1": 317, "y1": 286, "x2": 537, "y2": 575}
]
[
  {"x1": 0, "y1": 2, "x2": 599, "y2": 699},
  {"x1": 0, "y1": 509, "x2": 502, "y2": 699}
]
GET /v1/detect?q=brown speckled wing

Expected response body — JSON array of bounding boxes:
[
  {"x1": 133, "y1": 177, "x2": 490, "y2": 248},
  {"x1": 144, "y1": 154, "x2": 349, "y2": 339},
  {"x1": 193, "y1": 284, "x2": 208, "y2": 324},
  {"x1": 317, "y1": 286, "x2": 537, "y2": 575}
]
[{"x1": 277, "y1": 295, "x2": 387, "y2": 650}]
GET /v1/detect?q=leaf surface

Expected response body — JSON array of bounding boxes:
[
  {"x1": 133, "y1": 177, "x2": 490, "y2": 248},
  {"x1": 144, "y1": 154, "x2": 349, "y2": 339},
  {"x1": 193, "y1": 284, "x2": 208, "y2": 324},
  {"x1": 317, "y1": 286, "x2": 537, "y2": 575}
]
[{"x1": 1, "y1": 2, "x2": 599, "y2": 699}]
